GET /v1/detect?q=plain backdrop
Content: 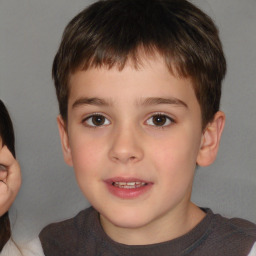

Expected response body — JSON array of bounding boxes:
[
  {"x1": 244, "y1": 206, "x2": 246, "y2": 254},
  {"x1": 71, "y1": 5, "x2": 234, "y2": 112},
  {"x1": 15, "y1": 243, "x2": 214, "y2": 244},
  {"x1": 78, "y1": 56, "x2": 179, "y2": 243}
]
[{"x1": 0, "y1": 0, "x2": 255, "y2": 243}]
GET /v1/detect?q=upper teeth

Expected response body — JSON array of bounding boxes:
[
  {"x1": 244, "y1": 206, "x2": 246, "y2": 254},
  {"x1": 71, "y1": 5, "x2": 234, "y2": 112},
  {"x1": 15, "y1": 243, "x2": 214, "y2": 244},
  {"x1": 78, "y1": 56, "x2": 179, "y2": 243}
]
[{"x1": 113, "y1": 181, "x2": 146, "y2": 188}]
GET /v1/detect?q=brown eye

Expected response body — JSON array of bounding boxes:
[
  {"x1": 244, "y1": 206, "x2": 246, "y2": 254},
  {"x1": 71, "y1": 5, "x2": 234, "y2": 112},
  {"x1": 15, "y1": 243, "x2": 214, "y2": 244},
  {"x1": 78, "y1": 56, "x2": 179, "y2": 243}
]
[
  {"x1": 153, "y1": 115, "x2": 167, "y2": 126},
  {"x1": 92, "y1": 116, "x2": 105, "y2": 126},
  {"x1": 146, "y1": 114, "x2": 173, "y2": 127},
  {"x1": 84, "y1": 115, "x2": 110, "y2": 127}
]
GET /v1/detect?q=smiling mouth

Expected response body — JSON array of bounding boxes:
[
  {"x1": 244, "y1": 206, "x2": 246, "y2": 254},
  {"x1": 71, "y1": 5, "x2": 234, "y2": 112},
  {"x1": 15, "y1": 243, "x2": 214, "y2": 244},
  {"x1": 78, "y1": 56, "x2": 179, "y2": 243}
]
[
  {"x1": 106, "y1": 178, "x2": 152, "y2": 198},
  {"x1": 112, "y1": 181, "x2": 147, "y2": 189}
]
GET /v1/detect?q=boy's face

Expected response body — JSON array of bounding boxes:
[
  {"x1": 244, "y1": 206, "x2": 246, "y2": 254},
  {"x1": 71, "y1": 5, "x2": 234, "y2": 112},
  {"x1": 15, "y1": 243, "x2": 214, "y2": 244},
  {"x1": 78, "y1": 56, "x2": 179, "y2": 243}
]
[{"x1": 58, "y1": 55, "x2": 223, "y2": 243}]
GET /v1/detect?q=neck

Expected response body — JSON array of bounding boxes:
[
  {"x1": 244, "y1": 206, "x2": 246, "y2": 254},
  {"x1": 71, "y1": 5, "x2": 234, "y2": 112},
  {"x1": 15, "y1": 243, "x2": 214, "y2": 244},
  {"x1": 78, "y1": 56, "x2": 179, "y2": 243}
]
[{"x1": 100, "y1": 202, "x2": 206, "y2": 245}]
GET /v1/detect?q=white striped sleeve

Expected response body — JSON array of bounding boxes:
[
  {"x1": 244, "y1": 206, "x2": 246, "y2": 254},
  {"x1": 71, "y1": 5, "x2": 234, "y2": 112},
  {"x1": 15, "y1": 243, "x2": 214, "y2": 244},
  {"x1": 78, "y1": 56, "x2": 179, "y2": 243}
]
[
  {"x1": 248, "y1": 242, "x2": 256, "y2": 256},
  {"x1": 0, "y1": 238, "x2": 23, "y2": 256},
  {"x1": 20, "y1": 237, "x2": 45, "y2": 256}
]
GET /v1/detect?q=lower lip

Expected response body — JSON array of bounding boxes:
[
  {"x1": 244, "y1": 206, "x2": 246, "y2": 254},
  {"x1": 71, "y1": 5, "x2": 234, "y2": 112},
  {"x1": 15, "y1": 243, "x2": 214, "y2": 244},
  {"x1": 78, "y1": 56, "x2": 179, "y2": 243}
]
[{"x1": 105, "y1": 182, "x2": 153, "y2": 199}]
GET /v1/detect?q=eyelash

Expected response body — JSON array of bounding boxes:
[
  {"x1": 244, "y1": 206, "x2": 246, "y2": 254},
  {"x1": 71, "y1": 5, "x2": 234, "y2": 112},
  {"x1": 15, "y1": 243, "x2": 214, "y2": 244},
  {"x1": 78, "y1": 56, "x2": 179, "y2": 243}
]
[{"x1": 82, "y1": 113, "x2": 175, "y2": 128}]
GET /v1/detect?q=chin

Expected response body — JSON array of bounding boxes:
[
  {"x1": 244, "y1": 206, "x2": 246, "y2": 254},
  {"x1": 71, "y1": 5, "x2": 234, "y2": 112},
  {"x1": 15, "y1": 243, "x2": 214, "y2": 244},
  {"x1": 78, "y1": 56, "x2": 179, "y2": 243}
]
[{"x1": 102, "y1": 207, "x2": 153, "y2": 229}]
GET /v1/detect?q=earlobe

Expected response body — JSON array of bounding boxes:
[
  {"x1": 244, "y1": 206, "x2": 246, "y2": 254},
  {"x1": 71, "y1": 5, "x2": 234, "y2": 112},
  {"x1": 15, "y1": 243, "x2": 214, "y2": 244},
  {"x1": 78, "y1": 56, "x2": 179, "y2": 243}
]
[
  {"x1": 197, "y1": 111, "x2": 225, "y2": 166},
  {"x1": 57, "y1": 115, "x2": 73, "y2": 166}
]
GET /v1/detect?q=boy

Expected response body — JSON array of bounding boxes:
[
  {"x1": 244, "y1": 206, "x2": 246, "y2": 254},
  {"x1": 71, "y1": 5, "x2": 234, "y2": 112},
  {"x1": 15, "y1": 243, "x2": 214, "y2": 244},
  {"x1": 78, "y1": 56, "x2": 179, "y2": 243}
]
[{"x1": 24, "y1": 0, "x2": 256, "y2": 255}]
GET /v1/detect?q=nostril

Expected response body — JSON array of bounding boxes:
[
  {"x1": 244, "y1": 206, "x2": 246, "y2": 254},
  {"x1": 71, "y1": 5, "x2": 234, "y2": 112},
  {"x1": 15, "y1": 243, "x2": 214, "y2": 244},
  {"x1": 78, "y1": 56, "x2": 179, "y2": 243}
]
[{"x1": 111, "y1": 154, "x2": 137, "y2": 163}]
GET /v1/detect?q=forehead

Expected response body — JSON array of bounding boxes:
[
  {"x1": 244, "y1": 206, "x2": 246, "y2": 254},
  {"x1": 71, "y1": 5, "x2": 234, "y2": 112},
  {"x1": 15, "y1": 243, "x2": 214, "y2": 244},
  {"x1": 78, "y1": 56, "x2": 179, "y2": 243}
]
[
  {"x1": 71, "y1": 48, "x2": 187, "y2": 85},
  {"x1": 70, "y1": 53, "x2": 190, "y2": 92},
  {"x1": 68, "y1": 55, "x2": 200, "y2": 116},
  {"x1": 67, "y1": 48, "x2": 198, "y2": 103}
]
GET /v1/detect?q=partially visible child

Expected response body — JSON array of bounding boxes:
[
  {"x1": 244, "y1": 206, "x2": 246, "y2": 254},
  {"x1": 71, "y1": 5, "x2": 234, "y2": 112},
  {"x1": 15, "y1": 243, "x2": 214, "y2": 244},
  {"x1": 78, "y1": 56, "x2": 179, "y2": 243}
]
[{"x1": 0, "y1": 100, "x2": 21, "y2": 254}]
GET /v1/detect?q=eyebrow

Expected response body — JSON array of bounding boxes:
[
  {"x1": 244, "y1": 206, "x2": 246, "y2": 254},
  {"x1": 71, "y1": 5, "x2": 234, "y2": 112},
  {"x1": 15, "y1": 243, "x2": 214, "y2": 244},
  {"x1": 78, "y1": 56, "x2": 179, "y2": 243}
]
[
  {"x1": 72, "y1": 97, "x2": 113, "y2": 109},
  {"x1": 139, "y1": 97, "x2": 188, "y2": 108},
  {"x1": 72, "y1": 96, "x2": 188, "y2": 109}
]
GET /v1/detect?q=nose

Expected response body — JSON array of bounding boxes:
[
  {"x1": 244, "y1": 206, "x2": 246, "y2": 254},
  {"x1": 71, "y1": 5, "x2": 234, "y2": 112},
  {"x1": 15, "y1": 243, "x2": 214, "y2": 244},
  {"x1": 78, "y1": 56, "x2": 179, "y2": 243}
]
[{"x1": 108, "y1": 125, "x2": 144, "y2": 164}]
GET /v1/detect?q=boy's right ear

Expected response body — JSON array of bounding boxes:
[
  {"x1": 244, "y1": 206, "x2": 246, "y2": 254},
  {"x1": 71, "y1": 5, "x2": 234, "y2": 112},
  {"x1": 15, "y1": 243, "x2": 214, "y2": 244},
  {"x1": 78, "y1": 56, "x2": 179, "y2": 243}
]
[{"x1": 57, "y1": 115, "x2": 73, "y2": 166}]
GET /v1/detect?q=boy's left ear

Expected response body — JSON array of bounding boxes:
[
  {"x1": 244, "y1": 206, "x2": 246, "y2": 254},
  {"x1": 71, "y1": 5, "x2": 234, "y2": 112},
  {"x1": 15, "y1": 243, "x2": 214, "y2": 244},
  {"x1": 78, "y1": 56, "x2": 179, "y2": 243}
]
[{"x1": 196, "y1": 111, "x2": 225, "y2": 166}]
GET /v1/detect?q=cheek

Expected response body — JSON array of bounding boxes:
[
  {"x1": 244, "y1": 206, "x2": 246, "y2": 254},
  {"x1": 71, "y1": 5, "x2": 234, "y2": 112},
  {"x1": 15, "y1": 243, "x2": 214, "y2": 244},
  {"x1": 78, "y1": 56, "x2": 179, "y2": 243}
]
[
  {"x1": 152, "y1": 137, "x2": 198, "y2": 202},
  {"x1": 70, "y1": 139, "x2": 103, "y2": 197},
  {"x1": 151, "y1": 130, "x2": 200, "y2": 177},
  {"x1": 70, "y1": 136, "x2": 104, "y2": 175}
]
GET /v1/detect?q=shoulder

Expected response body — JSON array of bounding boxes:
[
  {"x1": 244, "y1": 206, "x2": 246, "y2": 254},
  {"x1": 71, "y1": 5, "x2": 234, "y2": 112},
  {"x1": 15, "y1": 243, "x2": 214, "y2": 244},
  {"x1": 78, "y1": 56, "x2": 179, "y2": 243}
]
[
  {"x1": 21, "y1": 237, "x2": 45, "y2": 256},
  {"x1": 39, "y1": 207, "x2": 97, "y2": 256},
  {"x1": 200, "y1": 209, "x2": 256, "y2": 255},
  {"x1": 0, "y1": 239, "x2": 22, "y2": 256},
  {"x1": 1, "y1": 237, "x2": 45, "y2": 256},
  {"x1": 212, "y1": 213, "x2": 256, "y2": 238},
  {"x1": 40, "y1": 207, "x2": 94, "y2": 236}
]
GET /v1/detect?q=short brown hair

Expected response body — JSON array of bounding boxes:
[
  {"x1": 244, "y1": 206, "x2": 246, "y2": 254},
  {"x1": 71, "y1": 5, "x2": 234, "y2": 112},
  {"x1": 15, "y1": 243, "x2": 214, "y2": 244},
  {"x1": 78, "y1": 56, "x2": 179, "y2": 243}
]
[
  {"x1": 53, "y1": 0, "x2": 226, "y2": 128},
  {"x1": 0, "y1": 100, "x2": 15, "y2": 157}
]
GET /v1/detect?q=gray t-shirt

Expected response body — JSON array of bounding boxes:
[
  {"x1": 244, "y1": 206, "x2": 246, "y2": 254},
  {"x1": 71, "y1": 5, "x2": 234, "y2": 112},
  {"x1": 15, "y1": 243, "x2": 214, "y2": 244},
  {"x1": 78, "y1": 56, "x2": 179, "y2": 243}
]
[{"x1": 38, "y1": 207, "x2": 256, "y2": 256}]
